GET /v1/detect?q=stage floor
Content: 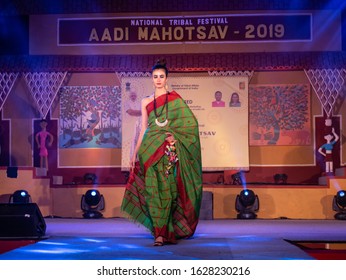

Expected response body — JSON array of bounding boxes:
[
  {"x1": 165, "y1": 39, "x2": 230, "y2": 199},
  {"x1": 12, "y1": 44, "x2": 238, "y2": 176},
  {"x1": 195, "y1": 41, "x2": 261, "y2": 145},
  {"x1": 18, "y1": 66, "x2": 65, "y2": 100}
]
[{"x1": 1, "y1": 218, "x2": 346, "y2": 260}]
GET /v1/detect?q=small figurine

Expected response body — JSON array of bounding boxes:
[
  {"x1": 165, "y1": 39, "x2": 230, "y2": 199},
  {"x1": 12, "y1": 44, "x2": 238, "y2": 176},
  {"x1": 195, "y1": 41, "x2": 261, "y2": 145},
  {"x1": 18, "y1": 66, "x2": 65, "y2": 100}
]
[
  {"x1": 318, "y1": 127, "x2": 339, "y2": 175},
  {"x1": 35, "y1": 119, "x2": 54, "y2": 170}
]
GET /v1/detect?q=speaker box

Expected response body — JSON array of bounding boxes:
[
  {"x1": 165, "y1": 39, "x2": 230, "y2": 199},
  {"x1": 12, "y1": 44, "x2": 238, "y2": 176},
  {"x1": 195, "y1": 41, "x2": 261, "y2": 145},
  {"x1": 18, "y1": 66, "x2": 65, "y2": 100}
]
[{"x1": 0, "y1": 203, "x2": 46, "y2": 238}]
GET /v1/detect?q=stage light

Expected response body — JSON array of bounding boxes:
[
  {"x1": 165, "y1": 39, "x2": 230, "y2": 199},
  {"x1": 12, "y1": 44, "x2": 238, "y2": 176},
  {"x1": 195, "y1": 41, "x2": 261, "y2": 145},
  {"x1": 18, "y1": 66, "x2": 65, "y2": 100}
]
[
  {"x1": 81, "y1": 189, "x2": 105, "y2": 219},
  {"x1": 235, "y1": 189, "x2": 259, "y2": 219},
  {"x1": 9, "y1": 190, "x2": 32, "y2": 204},
  {"x1": 83, "y1": 173, "x2": 97, "y2": 184},
  {"x1": 332, "y1": 190, "x2": 346, "y2": 220},
  {"x1": 274, "y1": 173, "x2": 288, "y2": 184},
  {"x1": 231, "y1": 172, "x2": 244, "y2": 185}
]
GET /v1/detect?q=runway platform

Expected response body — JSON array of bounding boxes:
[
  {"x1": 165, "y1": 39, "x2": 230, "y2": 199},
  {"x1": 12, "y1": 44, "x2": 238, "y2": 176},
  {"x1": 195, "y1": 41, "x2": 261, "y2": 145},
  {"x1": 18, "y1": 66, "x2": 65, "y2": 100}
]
[{"x1": 1, "y1": 218, "x2": 346, "y2": 260}]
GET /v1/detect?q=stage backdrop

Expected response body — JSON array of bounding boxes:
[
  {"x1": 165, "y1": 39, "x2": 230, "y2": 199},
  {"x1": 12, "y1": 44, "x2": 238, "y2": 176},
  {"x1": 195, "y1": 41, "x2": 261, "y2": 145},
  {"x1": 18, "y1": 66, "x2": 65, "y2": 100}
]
[{"x1": 121, "y1": 76, "x2": 249, "y2": 171}]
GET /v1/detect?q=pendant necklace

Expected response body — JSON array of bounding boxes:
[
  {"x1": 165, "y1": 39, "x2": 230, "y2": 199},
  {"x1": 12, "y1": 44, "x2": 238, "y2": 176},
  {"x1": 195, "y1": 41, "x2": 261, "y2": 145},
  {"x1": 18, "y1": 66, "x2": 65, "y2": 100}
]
[{"x1": 154, "y1": 92, "x2": 168, "y2": 127}]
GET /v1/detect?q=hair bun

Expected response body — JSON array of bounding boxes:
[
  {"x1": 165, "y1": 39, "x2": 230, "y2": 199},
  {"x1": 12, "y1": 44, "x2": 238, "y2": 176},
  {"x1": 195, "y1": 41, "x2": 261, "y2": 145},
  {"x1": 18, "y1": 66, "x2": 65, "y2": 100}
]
[
  {"x1": 152, "y1": 58, "x2": 169, "y2": 76},
  {"x1": 155, "y1": 58, "x2": 167, "y2": 67}
]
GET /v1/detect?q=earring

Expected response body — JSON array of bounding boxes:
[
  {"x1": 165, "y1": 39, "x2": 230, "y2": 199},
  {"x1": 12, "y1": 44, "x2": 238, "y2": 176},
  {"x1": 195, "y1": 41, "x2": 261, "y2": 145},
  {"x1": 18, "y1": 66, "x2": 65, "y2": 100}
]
[{"x1": 165, "y1": 83, "x2": 169, "y2": 91}]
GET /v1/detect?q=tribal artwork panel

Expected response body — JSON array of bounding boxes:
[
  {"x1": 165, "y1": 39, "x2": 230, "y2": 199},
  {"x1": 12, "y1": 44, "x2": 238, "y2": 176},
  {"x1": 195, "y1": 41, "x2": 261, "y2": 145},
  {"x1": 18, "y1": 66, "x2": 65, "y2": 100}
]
[
  {"x1": 249, "y1": 84, "x2": 311, "y2": 146},
  {"x1": 59, "y1": 86, "x2": 122, "y2": 149}
]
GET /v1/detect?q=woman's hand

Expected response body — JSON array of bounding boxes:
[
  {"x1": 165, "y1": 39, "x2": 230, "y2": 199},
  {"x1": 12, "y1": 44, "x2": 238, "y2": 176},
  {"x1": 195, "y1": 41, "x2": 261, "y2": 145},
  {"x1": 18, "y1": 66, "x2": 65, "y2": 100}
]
[{"x1": 165, "y1": 132, "x2": 176, "y2": 145}]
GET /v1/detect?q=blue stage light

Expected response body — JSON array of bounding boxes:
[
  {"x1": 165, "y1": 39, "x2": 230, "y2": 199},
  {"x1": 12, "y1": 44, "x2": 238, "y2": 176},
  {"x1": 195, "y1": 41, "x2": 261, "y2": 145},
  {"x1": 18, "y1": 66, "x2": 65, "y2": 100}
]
[
  {"x1": 9, "y1": 190, "x2": 32, "y2": 204},
  {"x1": 336, "y1": 190, "x2": 346, "y2": 207},
  {"x1": 81, "y1": 189, "x2": 105, "y2": 219},
  {"x1": 235, "y1": 189, "x2": 259, "y2": 219},
  {"x1": 332, "y1": 190, "x2": 346, "y2": 220}
]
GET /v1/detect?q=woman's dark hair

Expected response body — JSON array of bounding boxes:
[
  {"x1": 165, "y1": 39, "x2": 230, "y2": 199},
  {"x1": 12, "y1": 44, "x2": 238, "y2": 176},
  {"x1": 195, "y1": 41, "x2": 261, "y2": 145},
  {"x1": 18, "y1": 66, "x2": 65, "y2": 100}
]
[{"x1": 151, "y1": 59, "x2": 168, "y2": 76}]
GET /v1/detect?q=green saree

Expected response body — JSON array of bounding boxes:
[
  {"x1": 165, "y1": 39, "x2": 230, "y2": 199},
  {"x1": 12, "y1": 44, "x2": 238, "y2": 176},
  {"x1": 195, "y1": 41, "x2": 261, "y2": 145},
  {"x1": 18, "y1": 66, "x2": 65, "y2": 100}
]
[{"x1": 121, "y1": 91, "x2": 203, "y2": 243}]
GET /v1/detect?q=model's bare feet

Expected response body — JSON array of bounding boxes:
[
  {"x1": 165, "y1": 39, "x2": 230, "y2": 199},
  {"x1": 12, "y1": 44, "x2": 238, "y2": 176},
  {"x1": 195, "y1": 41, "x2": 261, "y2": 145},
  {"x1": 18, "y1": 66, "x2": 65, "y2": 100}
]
[{"x1": 153, "y1": 236, "x2": 164, "y2": 246}]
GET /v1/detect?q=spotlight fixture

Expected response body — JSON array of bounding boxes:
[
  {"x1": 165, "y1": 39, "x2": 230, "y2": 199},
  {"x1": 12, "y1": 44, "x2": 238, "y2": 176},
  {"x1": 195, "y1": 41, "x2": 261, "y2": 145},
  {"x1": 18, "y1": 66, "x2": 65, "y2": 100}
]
[
  {"x1": 81, "y1": 189, "x2": 105, "y2": 219},
  {"x1": 235, "y1": 189, "x2": 259, "y2": 219},
  {"x1": 83, "y1": 173, "x2": 97, "y2": 184},
  {"x1": 274, "y1": 173, "x2": 288, "y2": 184},
  {"x1": 9, "y1": 190, "x2": 32, "y2": 204},
  {"x1": 232, "y1": 172, "x2": 244, "y2": 185},
  {"x1": 332, "y1": 190, "x2": 346, "y2": 220}
]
